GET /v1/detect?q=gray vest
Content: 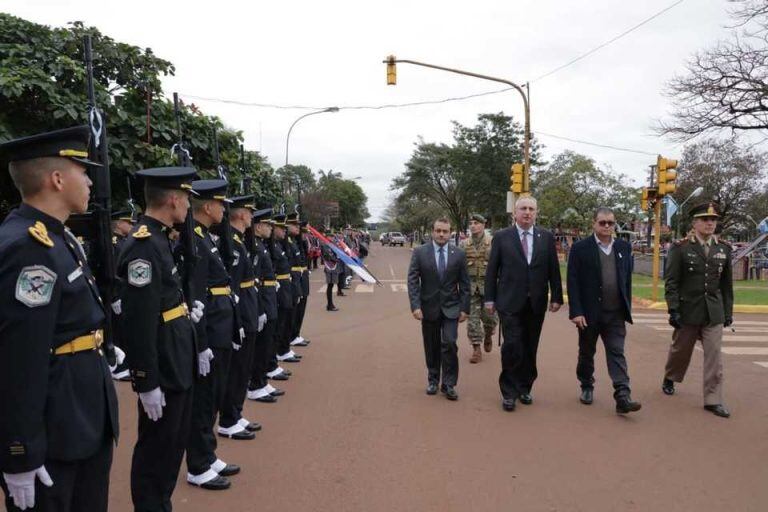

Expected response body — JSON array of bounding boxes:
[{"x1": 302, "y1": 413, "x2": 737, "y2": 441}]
[{"x1": 599, "y1": 248, "x2": 621, "y2": 311}]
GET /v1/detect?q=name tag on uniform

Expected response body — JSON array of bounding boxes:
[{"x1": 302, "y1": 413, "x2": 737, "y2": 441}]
[
  {"x1": 714, "y1": 253, "x2": 726, "y2": 260},
  {"x1": 67, "y1": 267, "x2": 83, "y2": 283}
]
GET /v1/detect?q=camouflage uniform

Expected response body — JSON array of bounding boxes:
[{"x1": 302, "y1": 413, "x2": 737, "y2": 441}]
[{"x1": 460, "y1": 232, "x2": 498, "y2": 347}]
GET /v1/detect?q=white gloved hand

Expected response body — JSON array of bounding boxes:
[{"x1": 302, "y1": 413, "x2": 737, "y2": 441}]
[
  {"x1": 233, "y1": 293, "x2": 240, "y2": 305},
  {"x1": 198, "y1": 348, "x2": 214, "y2": 376},
  {"x1": 275, "y1": 281, "x2": 281, "y2": 292},
  {"x1": 111, "y1": 299, "x2": 122, "y2": 315},
  {"x1": 139, "y1": 387, "x2": 165, "y2": 422},
  {"x1": 109, "y1": 346, "x2": 126, "y2": 372},
  {"x1": 257, "y1": 313, "x2": 267, "y2": 332},
  {"x1": 3, "y1": 466, "x2": 53, "y2": 510},
  {"x1": 190, "y1": 300, "x2": 205, "y2": 324},
  {"x1": 232, "y1": 328, "x2": 245, "y2": 350}
]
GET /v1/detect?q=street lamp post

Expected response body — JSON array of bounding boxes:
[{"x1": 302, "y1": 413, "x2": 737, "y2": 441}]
[
  {"x1": 285, "y1": 107, "x2": 339, "y2": 167},
  {"x1": 383, "y1": 56, "x2": 531, "y2": 210},
  {"x1": 675, "y1": 186, "x2": 704, "y2": 238}
]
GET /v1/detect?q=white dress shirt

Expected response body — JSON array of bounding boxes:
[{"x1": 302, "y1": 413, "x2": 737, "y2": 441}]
[
  {"x1": 594, "y1": 234, "x2": 614, "y2": 256},
  {"x1": 516, "y1": 224, "x2": 534, "y2": 264}
]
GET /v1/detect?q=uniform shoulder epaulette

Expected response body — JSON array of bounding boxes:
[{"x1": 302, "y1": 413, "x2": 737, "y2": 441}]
[
  {"x1": 233, "y1": 233, "x2": 242, "y2": 244},
  {"x1": 716, "y1": 236, "x2": 732, "y2": 247},
  {"x1": 194, "y1": 226, "x2": 204, "y2": 238},
  {"x1": 28, "y1": 221, "x2": 54, "y2": 248},
  {"x1": 132, "y1": 225, "x2": 151, "y2": 239}
]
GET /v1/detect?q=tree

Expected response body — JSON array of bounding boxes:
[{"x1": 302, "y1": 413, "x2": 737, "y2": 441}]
[
  {"x1": 317, "y1": 172, "x2": 369, "y2": 227},
  {"x1": 672, "y1": 137, "x2": 767, "y2": 232},
  {"x1": 658, "y1": 1, "x2": 768, "y2": 140}
]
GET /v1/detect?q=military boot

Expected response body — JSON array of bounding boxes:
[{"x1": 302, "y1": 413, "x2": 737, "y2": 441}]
[
  {"x1": 484, "y1": 331, "x2": 494, "y2": 353},
  {"x1": 470, "y1": 345, "x2": 482, "y2": 363}
]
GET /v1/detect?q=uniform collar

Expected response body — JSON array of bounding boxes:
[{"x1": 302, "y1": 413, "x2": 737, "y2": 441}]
[
  {"x1": 141, "y1": 215, "x2": 170, "y2": 235},
  {"x1": 17, "y1": 203, "x2": 65, "y2": 235}
]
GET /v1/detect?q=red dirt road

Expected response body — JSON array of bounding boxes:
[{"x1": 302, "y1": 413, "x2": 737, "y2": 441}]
[{"x1": 107, "y1": 244, "x2": 768, "y2": 511}]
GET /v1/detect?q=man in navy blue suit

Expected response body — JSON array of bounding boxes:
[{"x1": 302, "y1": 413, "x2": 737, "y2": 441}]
[{"x1": 567, "y1": 207, "x2": 641, "y2": 414}]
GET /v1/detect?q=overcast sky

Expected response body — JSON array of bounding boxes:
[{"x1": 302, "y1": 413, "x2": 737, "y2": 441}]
[{"x1": 5, "y1": 0, "x2": 736, "y2": 221}]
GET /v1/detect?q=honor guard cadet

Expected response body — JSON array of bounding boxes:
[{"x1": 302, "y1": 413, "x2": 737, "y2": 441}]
[
  {"x1": 459, "y1": 213, "x2": 498, "y2": 363},
  {"x1": 662, "y1": 202, "x2": 734, "y2": 418},
  {"x1": 247, "y1": 208, "x2": 285, "y2": 402},
  {"x1": 0, "y1": 127, "x2": 118, "y2": 512},
  {"x1": 266, "y1": 213, "x2": 296, "y2": 381},
  {"x1": 279, "y1": 212, "x2": 305, "y2": 363},
  {"x1": 117, "y1": 166, "x2": 201, "y2": 511},
  {"x1": 185, "y1": 179, "x2": 241, "y2": 490},
  {"x1": 289, "y1": 220, "x2": 312, "y2": 348},
  {"x1": 219, "y1": 195, "x2": 266, "y2": 438},
  {"x1": 110, "y1": 207, "x2": 136, "y2": 381}
]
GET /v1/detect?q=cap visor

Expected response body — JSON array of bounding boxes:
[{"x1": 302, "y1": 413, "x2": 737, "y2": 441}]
[{"x1": 71, "y1": 157, "x2": 103, "y2": 167}]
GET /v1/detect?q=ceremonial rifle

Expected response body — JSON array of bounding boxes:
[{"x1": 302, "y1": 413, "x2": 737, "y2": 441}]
[{"x1": 211, "y1": 125, "x2": 234, "y2": 271}]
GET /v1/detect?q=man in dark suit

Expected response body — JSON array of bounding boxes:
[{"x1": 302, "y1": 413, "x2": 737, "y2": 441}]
[
  {"x1": 567, "y1": 207, "x2": 641, "y2": 414},
  {"x1": 407, "y1": 217, "x2": 471, "y2": 400},
  {"x1": 485, "y1": 197, "x2": 563, "y2": 411}
]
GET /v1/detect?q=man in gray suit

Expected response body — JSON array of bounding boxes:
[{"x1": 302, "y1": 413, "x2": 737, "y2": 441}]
[{"x1": 407, "y1": 217, "x2": 471, "y2": 400}]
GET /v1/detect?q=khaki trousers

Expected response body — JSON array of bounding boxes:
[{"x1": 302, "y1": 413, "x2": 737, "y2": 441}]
[{"x1": 664, "y1": 323, "x2": 724, "y2": 405}]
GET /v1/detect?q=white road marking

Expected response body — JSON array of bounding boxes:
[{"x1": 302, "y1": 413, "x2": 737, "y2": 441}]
[
  {"x1": 723, "y1": 336, "x2": 768, "y2": 343},
  {"x1": 355, "y1": 284, "x2": 375, "y2": 293},
  {"x1": 389, "y1": 264, "x2": 396, "y2": 279},
  {"x1": 754, "y1": 362, "x2": 768, "y2": 368},
  {"x1": 634, "y1": 318, "x2": 768, "y2": 327},
  {"x1": 721, "y1": 347, "x2": 768, "y2": 355},
  {"x1": 390, "y1": 284, "x2": 408, "y2": 292},
  {"x1": 651, "y1": 326, "x2": 768, "y2": 333},
  {"x1": 316, "y1": 285, "x2": 327, "y2": 293}
]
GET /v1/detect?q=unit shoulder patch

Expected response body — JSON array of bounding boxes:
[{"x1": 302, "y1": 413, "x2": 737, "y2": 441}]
[
  {"x1": 132, "y1": 225, "x2": 151, "y2": 239},
  {"x1": 127, "y1": 259, "x2": 152, "y2": 287},
  {"x1": 15, "y1": 265, "x2": 57, "y2": 307},
  {"x1": 28, "y1": 221, "x2": 54, "y2": 248}
]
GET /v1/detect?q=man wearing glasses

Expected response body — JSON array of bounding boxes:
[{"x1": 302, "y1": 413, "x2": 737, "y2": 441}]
[{"x1": 567, "y1": 207, "x2": 641, "y2": 414}]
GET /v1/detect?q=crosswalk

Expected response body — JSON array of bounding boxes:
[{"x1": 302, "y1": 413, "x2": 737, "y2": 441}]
[
  {"x1": 313, "y1": 282, "x2": 409, "y2": 293},
  {"x1": 633, "y1": 312, "x2": 768, "y2": 369}
]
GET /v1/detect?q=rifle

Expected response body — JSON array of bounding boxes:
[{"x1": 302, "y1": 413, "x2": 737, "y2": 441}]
[
  {"x1": 211, "y1": 125, "x2": 234, "y2": 271},
  {"x1": 172, "y1": 92, "x2": 198, "y2": 309},
  {"x1": 83, "y1": 35, "x2": 117, "y2": 366},
  {"x1": 239, "y1": 144, "x2": 257, "y2": 257}
]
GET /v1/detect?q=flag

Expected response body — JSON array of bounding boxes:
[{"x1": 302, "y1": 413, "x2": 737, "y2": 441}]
[
  {"x1": 665, "y1": 196, "x2": 678, "y2": 226},
  {"x1": 308, "y1": 225, "x2": 378, "y2": 284}
]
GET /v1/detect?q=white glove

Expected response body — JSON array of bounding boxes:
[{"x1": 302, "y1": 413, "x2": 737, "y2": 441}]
[
  {"x1": 109, "y1": 346, "x2": 126, "y2": 372},
  {"x1": 233, "y1": 293, "x2": 240, "y2": 304},
  {"x1": 275, "y1": 281, "x2": 281, "y2": 291},
  {"x1": 111, "y1": 299, "x2": 122, "y2": 315},
  {"x1": 139, "y1": 387, "x2": 165, "y2": 421},
  {"x1": 190, "y1": 300, "x2": 205, "y2": 323},
  {"x1": 3, "y1": 466, "x2": 53, "y2": 510},
  {"x1": 198, "y1": 348, "x2": 214, "y2": 376},
  {"x1": 232, "y1": 328, "x2": 245, "y2": 351},
  {"x1": 257, "y1": 313, "x2": 267, "y2": 332}
]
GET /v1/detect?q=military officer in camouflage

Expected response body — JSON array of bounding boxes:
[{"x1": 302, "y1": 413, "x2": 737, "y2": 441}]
[
  {"x1": 662, "y1": 202, "x2": 734, "y2": 418},
  {"x1": 460, "y1": 213, "x2": 498, "y2": 363}
]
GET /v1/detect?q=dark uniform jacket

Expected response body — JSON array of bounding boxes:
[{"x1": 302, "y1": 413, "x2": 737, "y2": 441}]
[
  {"x1": 295, "y1": 235, "x2": 310, "y2": 297},
  {"x1": 484, "y1": 226, "x2": 563, "y2": 315},
  {"x1": 271, "y1": 238, "x2": 294, "y2": 310},
  {"x1": 230, "y1": 229, "x2": 260, "y2": 334},
  {"x1": 567, "y1": 236, "x2": 634, "y2": 326},
  {"x1": 192, "y1": 222, "x2": 235, "y2": 350},
  {"x1": 254, "y1": 236, "x2": 278, "y2": 321},
  {"x1": 118, "y1": 215, "x2": 196, "y2": 393},
  {"x1": 665, "y1": 234, "x2": 734, "y2": 326},
  {"x1": 407, "y1": 241, "x2": 471, "y2": 322},
  {"x1": 285, "y1": 237, "x2": 303, "y2": 303},
  {"x1": 0, "y1": 204, "x2": 118, "y2": 473}
]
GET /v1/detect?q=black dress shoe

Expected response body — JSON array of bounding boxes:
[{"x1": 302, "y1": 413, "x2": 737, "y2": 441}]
[
  {"x1": 662, "y1": 378, "x2": 675, "y2": 395},
  {"x1": 704, "y1": 404, "x2": 731, "y2": 418},
  {"x1": 444, "y1": 386, "x2": 458, "y2": 401},
  {"x1": 244, "y1": 422, "x2": 262, "y2": 432},
  {"x1": 270, "y1": 373, "x2": 289, "y2": 381},
  {"x1": 218, "y1": 430, "x2": 255, "y2": 440},
  {"x1": 426, "y1": 383, "x2": 438, "y2": 395},
  {"x1": 270, "y1": 388, "x2": 286, "y2": 397},
  {"x1": 580, "y1": 389, "x2": 594, "y2": 405},
  {"x1": 327, "y1": 305, "x2": 339, "y2": 311},
  {"x1": 194, "y1": 475, "x2": 231, "y2": 490},
  {"x1": 502, "y1": 398, "x2": 516, "y2": 411},
  {"x1": 616, "y1": 398, "x2": 642, "y2": 414},
  {"x1": 218, "y1": 464, "x2": 240, "y2": 477},
  {"x1": 252, "y1": 395, "x2": 278, "y2": 403},
  {"x1": 519, "y1": 393, "x2": 533, "y2": 405}
]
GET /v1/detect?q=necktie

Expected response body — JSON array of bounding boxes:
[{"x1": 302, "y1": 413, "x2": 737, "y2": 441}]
[
  {"x1": 438, "y1": 246, "x2": 446, "y2": 278},
  {"x1": 521, "y1": 231, "x2": 529, "y2": 262}
]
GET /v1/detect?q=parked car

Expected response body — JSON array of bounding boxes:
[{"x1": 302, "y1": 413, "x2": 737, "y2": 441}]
[
  {"x1": 388, "y1": 232, "x2": 406, "y2": 246},
  {"x1": 380, "y1": 232, "x2": 390, "y2": 245}
]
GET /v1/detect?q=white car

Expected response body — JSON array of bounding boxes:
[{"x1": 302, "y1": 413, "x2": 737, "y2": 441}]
[{"x1": 388, "y1": 232, "x2": 406, "y2": 246}]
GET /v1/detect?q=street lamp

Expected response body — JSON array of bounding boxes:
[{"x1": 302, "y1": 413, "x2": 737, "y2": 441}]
[
  {"x1": 383, "y1": 55, "x2": 531, "y2": 210},
  {"x1": 675, "y1": 186, "x2": 704, "y2": 238},
  {"x1": 285, "y1": 107, "x2": 339, "y2": 167}
]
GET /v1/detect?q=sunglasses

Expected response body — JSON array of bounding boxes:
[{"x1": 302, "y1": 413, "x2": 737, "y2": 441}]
[{"x1": 597, "y1": 220, "x2": 615, "y2": 227}]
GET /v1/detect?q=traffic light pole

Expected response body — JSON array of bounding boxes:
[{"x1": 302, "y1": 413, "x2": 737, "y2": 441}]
[{"x1": 652, "y1": 199, "x2": 662, "y2": 302}]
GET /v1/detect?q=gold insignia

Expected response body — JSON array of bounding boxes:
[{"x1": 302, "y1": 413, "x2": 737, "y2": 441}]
[
  {"x1": 194, "y1": 226, "x2": 204, "y2": 238},
  {"x1": 28, "y1": 221, "x2": 54, "y2": 248},
  {"x1": 132, "y1": 225, "x2": 151, "y2": 239},
  {"x1": 59, "y1": 149, "x2": 89, "y2": 157},
  {"x1": 233, "y1": 234, "x2": 242, "y2": 244}
]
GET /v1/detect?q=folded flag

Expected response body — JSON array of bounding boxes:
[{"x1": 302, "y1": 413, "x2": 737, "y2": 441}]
[{"x1": 308, "y1": 225, "x2": 378, "y2": 284}]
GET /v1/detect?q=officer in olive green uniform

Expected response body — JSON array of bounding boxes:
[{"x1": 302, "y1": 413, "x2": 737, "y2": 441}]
[
  {"x1": 459, "y1": 213, "x2": 498, "y2": 363},
  {"x1": 662, "y1": 202, "x2": 734, "y2": 418}
]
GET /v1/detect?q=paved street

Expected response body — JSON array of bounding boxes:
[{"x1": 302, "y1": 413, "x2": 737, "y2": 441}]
[{"x1": 108, "y1": 243, "x2": 768, "y2": 512}]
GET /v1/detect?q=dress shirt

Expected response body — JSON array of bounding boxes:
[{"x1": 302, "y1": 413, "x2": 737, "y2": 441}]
[
  {"x1": 594, "y1": 234, "x2": 614, "y2": 256},
  {"x1": 516, "y1": 224, "x2": 534, "y2": 264},
  {"x1": 434, "y1": 241, "x2": 448, "y2": 270}
]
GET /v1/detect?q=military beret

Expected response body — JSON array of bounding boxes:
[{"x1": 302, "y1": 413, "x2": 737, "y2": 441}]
[{"x1": 470, "y1": 213, "x2": 487, "y2": 224}]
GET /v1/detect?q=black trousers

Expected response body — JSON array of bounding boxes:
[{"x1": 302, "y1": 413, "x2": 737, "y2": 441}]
[
  {"x1": 325, "y1": 283, "x2": 335, "y2": 308},
  {"x1": 186, "y1": 346, "x2": 232, "y2": 475},
  {"x1": 291, "y1": 295, "x2": 308, "y2": 340},
  {"x1": 1, "y1": 435, "x2": 112, "y2": 512},
  {"x1": 250, "y1": 320, "x2": 276, "y2": 389},
  {"x1": 498, "y1": 301, "x2": 545, "y2": 400},
  {"x1": 421, "y1": 314, "x2": 459, "y2": 387},
  {"x1": 132, "y1": 389, "x2": 193, "y2": 512},
  {"x1": 576, "y1": 309, "x2": 631, "y2": 399},
  {"x1": 220, "y1": 331, "x2": 257, "y2": 428},
  {"x1": 275, "y1": 306, "x2": 294, "y2": 358}
]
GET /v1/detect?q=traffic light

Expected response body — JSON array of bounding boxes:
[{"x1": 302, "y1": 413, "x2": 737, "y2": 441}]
[
  {"x1": 510, "y1": 163, "x2": 524, "y2": 193},
  {"x1": 657, "y1": 155, "x2": 678, "y2": 196},
  {"x1": 641, "y1": 187, "x2": 649, "y2": 210},
  {"x1": 386, "y1": 55, "x2": 397, "y2": 85}
]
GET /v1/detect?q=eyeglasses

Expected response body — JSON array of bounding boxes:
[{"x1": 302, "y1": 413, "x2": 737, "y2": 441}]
[{"x1": 597, "y1": 220, "x2": 615, "y2": 227}]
